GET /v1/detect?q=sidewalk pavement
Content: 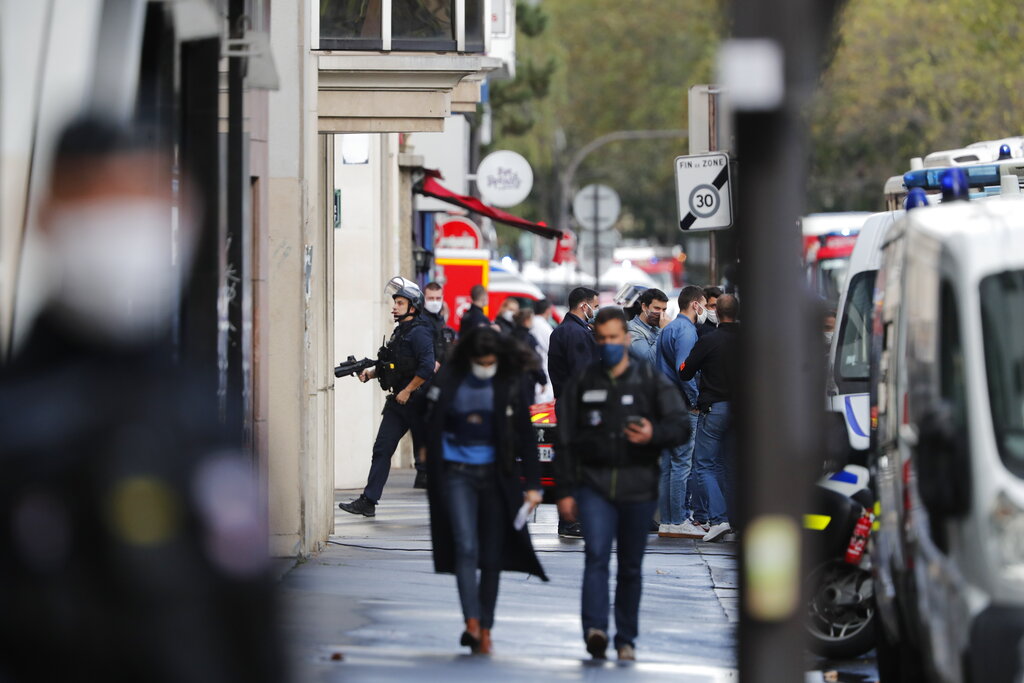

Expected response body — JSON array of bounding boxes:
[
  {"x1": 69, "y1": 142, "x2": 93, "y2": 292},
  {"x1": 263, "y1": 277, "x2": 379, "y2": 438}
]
[{"x1": 277, "y1": 469, "x2": 740, "y2": 682}]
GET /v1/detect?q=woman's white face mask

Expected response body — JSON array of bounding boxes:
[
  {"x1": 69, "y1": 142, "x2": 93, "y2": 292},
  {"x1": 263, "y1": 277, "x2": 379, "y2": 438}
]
[
  {"x1": 471, "y1": 362, "x2": 498, "y2": 380},
  {"x1": 46, "y1": 198, "x2": 192, "y2": 344}
]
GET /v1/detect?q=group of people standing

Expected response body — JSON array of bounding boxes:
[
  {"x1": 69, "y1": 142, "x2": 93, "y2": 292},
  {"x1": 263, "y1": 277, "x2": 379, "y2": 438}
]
[{"x1": 337, "y1": 276, "x2": 738, "y2": 662}]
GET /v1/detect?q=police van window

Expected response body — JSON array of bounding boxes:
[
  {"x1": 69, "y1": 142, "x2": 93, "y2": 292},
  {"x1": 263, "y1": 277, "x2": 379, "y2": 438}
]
[
  {"x1": 981, "y1": 271, "x2": 1024, "y2": 476},
  {"x1": 940, "y1": 281, "x2": 968, "y2": 437},
  {"x1": 837, "y1": 271, "x2": 874, "y2": 383}
]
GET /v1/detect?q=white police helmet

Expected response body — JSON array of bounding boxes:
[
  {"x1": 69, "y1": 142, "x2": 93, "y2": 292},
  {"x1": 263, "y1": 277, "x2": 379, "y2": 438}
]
[
  {"x1": 613, "y1": 282, "x2": 649, "y2": 308},
  {"x1": 385, "y1": 276, "x2": 424, "y2": 311}
]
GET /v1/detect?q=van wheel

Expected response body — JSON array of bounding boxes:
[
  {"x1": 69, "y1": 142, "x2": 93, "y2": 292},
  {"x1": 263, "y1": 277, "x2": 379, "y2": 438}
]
[{"x1": 875, "y1": 603, "x2": 924, "y2": 683}]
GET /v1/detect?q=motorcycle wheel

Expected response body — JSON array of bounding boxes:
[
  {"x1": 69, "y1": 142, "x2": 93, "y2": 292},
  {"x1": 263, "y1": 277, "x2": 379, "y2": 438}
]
[{"x1": 805, "y1": 559, "x2": 877, "y2": 659}]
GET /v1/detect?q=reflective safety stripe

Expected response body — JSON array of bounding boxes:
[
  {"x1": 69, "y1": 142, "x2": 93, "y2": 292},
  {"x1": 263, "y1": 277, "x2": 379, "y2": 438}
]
[
  {"x1": 531, "y1": 412, "x2": 550, "y2": 423},
  {"x1": 803, "y1": 514, "x2": 831, "y2": 531}
]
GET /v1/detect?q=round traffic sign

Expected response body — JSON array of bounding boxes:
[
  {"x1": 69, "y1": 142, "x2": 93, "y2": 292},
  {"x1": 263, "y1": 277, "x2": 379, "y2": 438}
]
[
  {"x1": 688, "y1": 184, "x2": 720, "y2": 219},
  {"x1": 572, "y1": 184, "x2": 621, "y2": 231}
]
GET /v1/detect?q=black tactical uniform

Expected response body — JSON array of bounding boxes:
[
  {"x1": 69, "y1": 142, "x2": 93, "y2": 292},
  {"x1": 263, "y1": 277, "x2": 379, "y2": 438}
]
[
  {"x1": 340, "y1": 277, "x2": 437, "y2": 514},
  {"x1": 554, "y1": 357, "x2": 689, "y2": 502},
  {"x1": 424, "y1": 310, "x2": 456, "y2": 366},
  {"x1": 340, "y1": 298, "x2": 435, "y2": 516}
]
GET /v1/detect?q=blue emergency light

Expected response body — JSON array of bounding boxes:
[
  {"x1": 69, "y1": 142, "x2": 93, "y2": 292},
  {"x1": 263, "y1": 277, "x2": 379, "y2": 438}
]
[
  {"x1": 1000, "y1": 144, "x2": 1013, "y2": 160},
  {"x1": 940, "y1": 168, "x2": 970, "y2": 202},
  {"x1": 904, "y1": 164, "x2": 1002, "y2": 191},
  {"x1": 904, "y1": 187, "x2": 929, "y2": 210}
]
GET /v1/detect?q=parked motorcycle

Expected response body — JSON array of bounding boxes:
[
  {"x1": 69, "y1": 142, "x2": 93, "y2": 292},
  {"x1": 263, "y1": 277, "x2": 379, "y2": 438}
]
[{"x1": 804, "y1": 464, "x2": 877, "y2": 659}]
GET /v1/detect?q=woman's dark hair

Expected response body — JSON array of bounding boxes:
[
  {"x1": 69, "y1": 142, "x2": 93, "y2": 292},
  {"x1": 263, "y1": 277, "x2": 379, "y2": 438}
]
[{"x1": 449, "y1": 326, "x2": 535, "y2": 377}]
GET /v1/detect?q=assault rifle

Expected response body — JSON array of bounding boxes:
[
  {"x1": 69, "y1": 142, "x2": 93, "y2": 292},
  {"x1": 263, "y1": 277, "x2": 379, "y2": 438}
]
[{"x1": 334, "y1": 355, "x2": 378, "y2": 379}]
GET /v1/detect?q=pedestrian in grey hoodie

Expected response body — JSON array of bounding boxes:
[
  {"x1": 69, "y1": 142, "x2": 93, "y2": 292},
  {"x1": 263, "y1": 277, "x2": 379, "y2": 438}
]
[{"x1": 626, "y1": 288, "x2": 669, "y2": 367}]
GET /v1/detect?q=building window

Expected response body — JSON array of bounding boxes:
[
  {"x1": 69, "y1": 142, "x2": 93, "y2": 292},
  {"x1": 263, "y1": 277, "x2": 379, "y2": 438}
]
[
  {"x1": 319, "y1": 0, "x2": 384, "y2": 51},
  {"x1": 391, "y1": 0, "x2": 454, "y2": 50},
  {"x1": 318, "y1": 0, "x2": 484, "y2": 52},
  {"x1": 464, "y1": 0, "x2": 485, "y2": 52}
]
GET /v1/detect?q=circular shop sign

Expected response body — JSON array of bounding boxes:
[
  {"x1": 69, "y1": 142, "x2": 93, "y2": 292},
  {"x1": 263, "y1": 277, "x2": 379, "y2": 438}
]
[
  {"x1": 475, "y1": 150, "x2": 534, "y2": 207},
  {"x1": 688, "y1": 184, "x2": 720, "y2": 219}
]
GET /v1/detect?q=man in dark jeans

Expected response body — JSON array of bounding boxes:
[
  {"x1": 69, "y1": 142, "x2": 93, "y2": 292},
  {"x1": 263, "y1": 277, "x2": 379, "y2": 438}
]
[
  {"x1": 679, "y1": 293, "x2": 740, "y2": 542},
  {"x1": 554, "y1": 307, "x2": 688, "y2": 661}
]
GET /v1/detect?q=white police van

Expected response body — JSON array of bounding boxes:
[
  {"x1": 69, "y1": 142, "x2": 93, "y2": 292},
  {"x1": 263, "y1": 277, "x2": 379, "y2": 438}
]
[
  {"x1": 871, "y1": 184, "x2": 1024, "y2": 682},
  {"x1": 826, "y1": 211, "x2": 902, "y2": 458}
]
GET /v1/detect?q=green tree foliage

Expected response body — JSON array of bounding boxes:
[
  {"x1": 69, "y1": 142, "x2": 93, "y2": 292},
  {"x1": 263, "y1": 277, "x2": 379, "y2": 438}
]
[
  {"x1": 488, "y1": 0, "x2": 727, "y2": 248},
  {"x1": 810, "y1": 0, "x2": 1024, "y2": 211}
]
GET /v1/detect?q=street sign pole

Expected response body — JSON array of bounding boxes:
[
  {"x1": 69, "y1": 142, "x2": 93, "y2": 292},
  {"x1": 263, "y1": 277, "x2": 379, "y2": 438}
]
[
  {"x1": 572, "y1": 184, "x2": 621, "y2": 293},
  {"x1": 592, "y1": 186, "x2": 600, "y2": 291},
  {"x1": 708, "y1": 90, "x2": 720, "y2": 285}
]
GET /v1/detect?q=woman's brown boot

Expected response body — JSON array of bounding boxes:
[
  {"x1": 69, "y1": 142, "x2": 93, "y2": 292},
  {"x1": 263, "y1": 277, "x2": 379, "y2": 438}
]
[
  {"x1": 478, "y1": 629, "x2": 493, "y2": 655},
  {"x1": 460, "y1": 618, "x2": 482, "y2": 653}
]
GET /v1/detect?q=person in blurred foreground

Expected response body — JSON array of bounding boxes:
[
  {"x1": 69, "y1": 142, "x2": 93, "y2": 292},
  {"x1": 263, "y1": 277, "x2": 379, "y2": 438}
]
[
  {"x1": 423, "y1": 326, "x2": 548, "y2": 654},
  {"x1": 554, "y1": 307, "x2": 688, "y2": 661},
  {"x1": 0, "y1": 116, "x2": 282, "y2": 682}
]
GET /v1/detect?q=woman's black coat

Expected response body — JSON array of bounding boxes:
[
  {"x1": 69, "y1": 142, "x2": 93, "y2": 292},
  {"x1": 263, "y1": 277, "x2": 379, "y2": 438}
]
[{"x1": 424, "y1": 366, "x2": 548, "y2": 581}]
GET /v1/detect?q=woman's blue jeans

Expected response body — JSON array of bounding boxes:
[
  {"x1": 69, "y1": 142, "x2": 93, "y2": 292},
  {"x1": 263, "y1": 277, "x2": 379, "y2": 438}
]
[
  {"x1": 443, "y1": 461, "x2": 505, "y2": 629},
  {"x1": 577, "y1": 485, "x2": 657, "y2": 649}
]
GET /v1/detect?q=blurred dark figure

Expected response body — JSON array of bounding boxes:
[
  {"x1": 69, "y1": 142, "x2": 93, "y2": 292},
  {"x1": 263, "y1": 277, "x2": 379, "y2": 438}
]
[
  {"x1": 459, "y1": 284, "x2": 491, "y2": 332},
  {"x1": 511, "y1": 308, "x2": 548, "y2": 398},
  {"x1": 422, "y1": 326, "x2": 548, "y2": 654},
  {"x1": 0, "y1": 117, "x2": 282, "y2": 682}
]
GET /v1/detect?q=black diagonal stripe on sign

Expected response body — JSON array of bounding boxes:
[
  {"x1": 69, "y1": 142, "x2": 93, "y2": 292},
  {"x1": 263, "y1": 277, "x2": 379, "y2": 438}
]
[{"x1": 680, "y1": 165, "x2": 729, "y2": 230}]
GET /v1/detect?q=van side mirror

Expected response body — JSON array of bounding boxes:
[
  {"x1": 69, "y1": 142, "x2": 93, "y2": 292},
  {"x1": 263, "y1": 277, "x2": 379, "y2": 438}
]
[{"x1": 917, "y1": 400, "x2": 971, "y2": 518}]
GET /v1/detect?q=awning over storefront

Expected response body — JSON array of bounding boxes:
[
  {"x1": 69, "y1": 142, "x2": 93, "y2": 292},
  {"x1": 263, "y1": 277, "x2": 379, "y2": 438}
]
[{"x1": 414, "y1": 172, "x2": 562, "y2": 240}]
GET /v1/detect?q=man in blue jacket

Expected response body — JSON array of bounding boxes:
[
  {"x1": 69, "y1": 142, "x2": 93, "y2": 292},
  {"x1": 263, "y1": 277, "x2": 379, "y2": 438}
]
[{"x1": 655, "y1": 285, "x2": 708, "y2": 538}]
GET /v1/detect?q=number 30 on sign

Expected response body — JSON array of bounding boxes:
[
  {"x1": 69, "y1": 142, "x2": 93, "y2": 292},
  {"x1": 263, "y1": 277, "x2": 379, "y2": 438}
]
[{"x1": 675, "y1": 152, "x2": 733, "y2": 232}]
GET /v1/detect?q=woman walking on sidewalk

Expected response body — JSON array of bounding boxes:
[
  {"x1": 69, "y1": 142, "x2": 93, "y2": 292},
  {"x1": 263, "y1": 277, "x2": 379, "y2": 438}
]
[{"x1": 423, "y1": 326, "x2": 548, "y2": 654}]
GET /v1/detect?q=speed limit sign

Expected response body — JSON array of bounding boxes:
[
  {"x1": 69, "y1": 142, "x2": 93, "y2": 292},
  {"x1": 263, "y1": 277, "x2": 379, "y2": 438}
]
[{"x1": 675, "y1": 152, "x2": 733, "y2": 231}]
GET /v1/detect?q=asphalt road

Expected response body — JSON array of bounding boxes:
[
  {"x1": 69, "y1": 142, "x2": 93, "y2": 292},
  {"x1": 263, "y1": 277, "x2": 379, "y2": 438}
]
[{"x1": 277, "y1": 469, "x2": 878, "y2": 682}]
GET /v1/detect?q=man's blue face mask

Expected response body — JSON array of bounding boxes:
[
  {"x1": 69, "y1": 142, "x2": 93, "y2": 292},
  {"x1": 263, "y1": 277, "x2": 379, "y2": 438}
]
[{"x1": 599, "y1": 343, "x2": 625, "y2": 368}]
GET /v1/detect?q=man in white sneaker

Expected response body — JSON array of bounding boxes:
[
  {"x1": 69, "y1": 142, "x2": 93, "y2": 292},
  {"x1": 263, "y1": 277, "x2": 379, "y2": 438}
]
[{"x1": 679, "y1": 294, "x2": 739, "y2": 542}]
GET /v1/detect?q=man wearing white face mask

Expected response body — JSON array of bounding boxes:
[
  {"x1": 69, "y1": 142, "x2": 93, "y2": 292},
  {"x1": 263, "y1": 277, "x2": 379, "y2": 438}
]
[
  {"x1": 493, "y1": 297, "x2": 519, "y2": 336},
  {"x1": 698, "y1": 286, "x2": 723, "y2": 339},
  {"x1": 423, "y1": 281, "x2": 456, "y2": 368}
]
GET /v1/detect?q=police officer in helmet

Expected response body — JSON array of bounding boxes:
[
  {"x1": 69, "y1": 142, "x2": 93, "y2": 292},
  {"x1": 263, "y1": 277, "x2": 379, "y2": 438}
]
[{"x1": 339, "y1": 277, "x2": 436, "y2": 516}]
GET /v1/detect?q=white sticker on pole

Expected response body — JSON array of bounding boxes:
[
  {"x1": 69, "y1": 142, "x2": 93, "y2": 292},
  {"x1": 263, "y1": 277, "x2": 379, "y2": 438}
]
[{"x1": 675, "y1": 152, "x2": 732, "y2": 232}]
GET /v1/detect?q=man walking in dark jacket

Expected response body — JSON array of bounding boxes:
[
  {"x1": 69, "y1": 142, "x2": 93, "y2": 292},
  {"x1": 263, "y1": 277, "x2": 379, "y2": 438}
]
[
  {"x1": 679, "y1": 294, "x2": 739, "y2": 541},
  {"x1": 554, "y1": 307, "x2": 689, "y2": 661},
  {"x1": 547, "y1": 287, "x2": 599, "y2": 399}
]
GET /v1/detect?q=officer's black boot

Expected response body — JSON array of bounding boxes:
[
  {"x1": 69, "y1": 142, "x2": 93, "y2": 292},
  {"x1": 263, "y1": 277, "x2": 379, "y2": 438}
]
[{"x1": 339, "y1": 495, "x2": 376, "y2": 517}]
